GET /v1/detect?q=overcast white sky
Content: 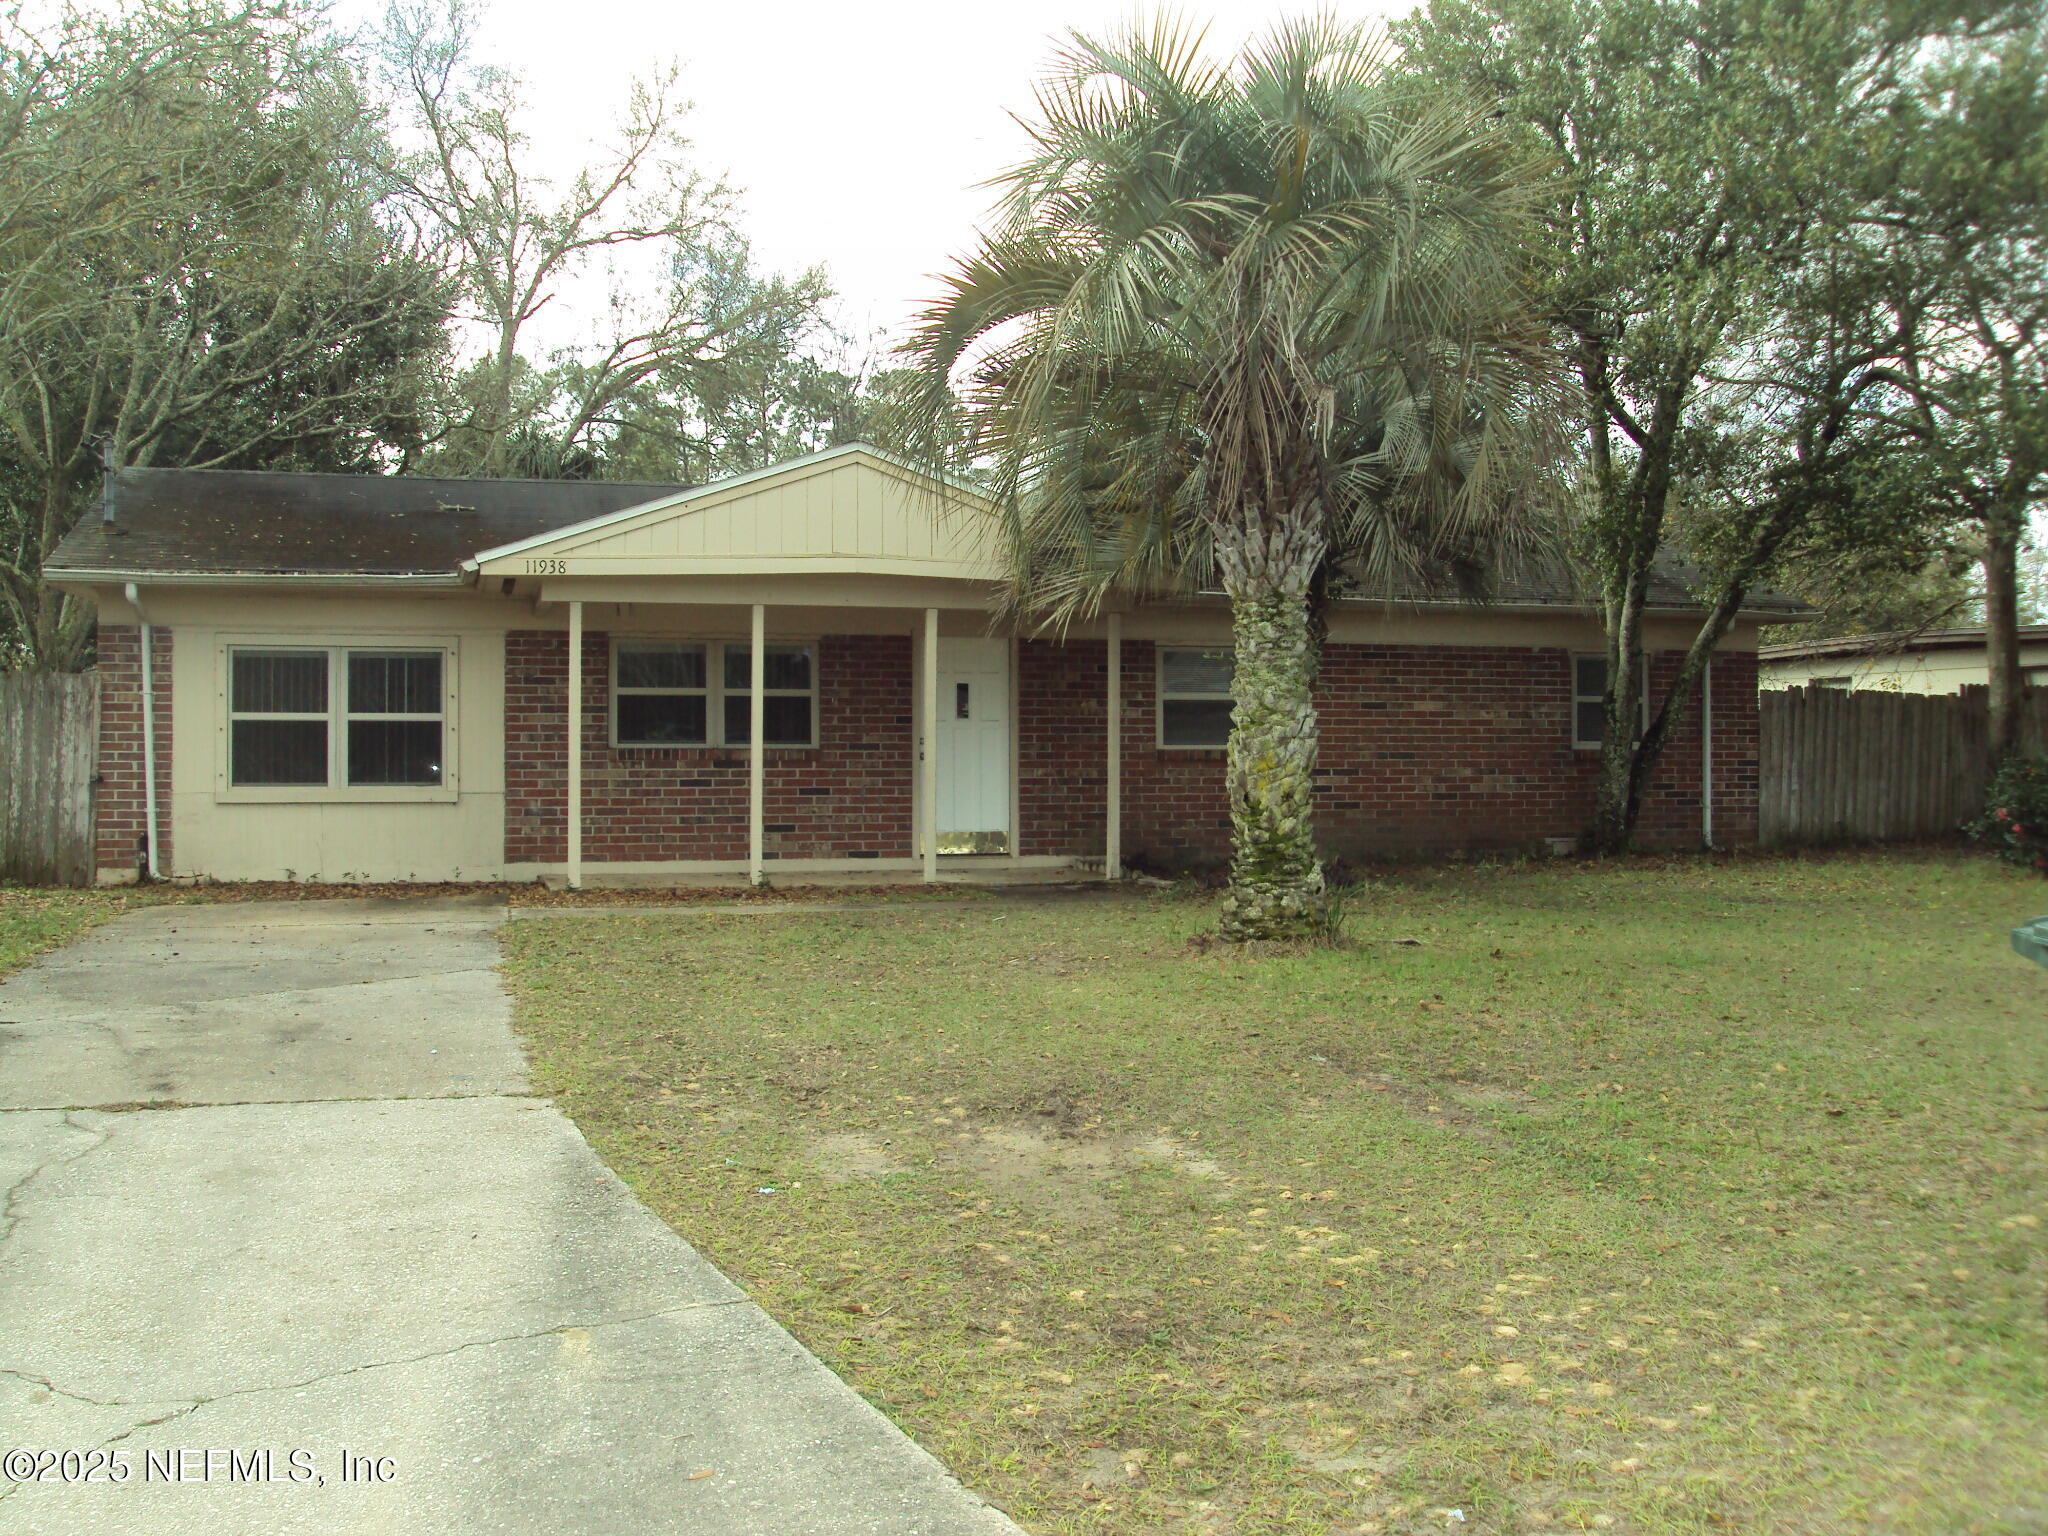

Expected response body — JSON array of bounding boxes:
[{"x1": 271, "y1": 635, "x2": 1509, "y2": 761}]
[{"x1": 338, "y1": 0, "x2": 1410, "y2": 350}]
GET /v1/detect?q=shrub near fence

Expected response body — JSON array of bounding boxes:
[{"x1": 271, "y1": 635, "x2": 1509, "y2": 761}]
[
  {"x1": 0, "y1": 670, "x2": 99, "y2": 886},
  {"x1": 1759, "y1": 682, "x2": 2048, "y2": 846}
]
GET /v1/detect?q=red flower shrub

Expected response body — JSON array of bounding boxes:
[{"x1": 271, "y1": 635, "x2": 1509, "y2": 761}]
[{"x1": 1969, "y1": 758, "x2": 2048, "y2": 875}]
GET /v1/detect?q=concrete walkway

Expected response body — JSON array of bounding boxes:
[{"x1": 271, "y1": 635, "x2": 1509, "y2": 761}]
[{"x1": 0, "y1": 898, "x2": 1021, "y2": 1535}]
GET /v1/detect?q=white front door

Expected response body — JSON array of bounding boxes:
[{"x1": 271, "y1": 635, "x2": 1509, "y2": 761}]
[{"x1": 935, "y1": 636, "x2": 1012, "y2": 853}]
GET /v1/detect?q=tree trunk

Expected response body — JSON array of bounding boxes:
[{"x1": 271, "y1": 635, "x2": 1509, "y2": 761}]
[
  {"x1": 27, "y1": 479, "x2": 77, "y2": 670},
  {"x1": 1586, "y1": 593, "x2": 1647, "y2": 854},
  {"x1": 1216, "y1": 524, "x2": 1325, "y2": 942},
  {"x1": 1584, "y1": 389, "x2": 1683, "y2": 854},
  {"x1": 1984, "y1": 500, "x2": 2025, "y2": 767}
]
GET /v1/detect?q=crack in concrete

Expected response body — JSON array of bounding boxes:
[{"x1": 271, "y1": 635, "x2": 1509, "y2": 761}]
[
  {"x1": 2, "y1": 1295, "x2": 755, "y2": 1425},
  {"x1": 3, "y1": 966, "x2": 508, "y2": 1019},
  {"x1": 1, "y1": 1088, "x2": 543, "y2": 1114},
  {"x1": 0, "y1": 1366, "x2": 127, "y2": 1408},
  {"x1": 0, "y1": 1111, "x2": 116, "y2": 1249}
]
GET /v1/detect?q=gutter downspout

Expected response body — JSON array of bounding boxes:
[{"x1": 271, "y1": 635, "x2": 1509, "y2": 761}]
[
  {"x1": 123, "y1": 582, "x2": 161, "y2": 881},
  {"x1": 1701, "y1": 655, "x2": 1714, "y2": 850}
]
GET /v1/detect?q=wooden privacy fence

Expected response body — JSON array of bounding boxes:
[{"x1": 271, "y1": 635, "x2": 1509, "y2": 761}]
[
  {"x1": 0, "y1": 670, "x2": 99, "y2": 886},
  {"x1": 1759, "y1": 683, "x2": 2048, "y2": 846}
]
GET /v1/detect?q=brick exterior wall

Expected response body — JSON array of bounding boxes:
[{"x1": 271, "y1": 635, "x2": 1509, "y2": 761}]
[
  {"x1": 501, "y1": 626, "x2": 1758, "y2": 872},
  {"x1": 95, "y1": 623, "x2": 173, "y2": 877},
  {"x1": 1705, "y1": 649, "x2": 1761, "y2": 847},
  {"x1": 1019, "y1": 638, "x2": 1759, "y2": 868},
  {"x1": 504, "y1": 629, "x2": 914, "y2": 864}
]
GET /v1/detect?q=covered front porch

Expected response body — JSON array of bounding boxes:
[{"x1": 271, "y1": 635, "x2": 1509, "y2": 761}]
[
  {"x1": 515, "y1": 594, "x2": 1135, "y2": 889},
  {"x1": 467, "y1": 446, "x2": 1139, "y2": 888}
]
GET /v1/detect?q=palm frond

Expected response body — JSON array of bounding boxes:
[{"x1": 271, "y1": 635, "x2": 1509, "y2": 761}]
[{"x1": 896, "y1": 13, "x2": 1572, "y2": 628}]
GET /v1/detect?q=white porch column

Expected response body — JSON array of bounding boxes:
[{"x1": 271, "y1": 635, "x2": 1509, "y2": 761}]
[
  {"x1": 922, "y1": 607, "x2": 939, "y2": 883},
  {"x1": 749, "y1": 603, "x2": 766, "y2": 886},
  {"x1": 566, "y1": 599, "x2": 584, "y2": 890},
  {"x1": 1105, "y1": 611, "x2": 1122, "y2": 880}
]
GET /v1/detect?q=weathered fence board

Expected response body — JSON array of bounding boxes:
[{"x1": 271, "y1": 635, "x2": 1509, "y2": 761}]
[
  {"x1": 0, "y1": 670, "x2": 99, "y2": 886},
  {"x1": 1760, "y1": 683, "x2": 2046, "y2": 846}
]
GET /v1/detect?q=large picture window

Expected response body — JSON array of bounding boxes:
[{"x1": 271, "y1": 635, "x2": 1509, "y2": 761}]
[
  {"x1": 229, "y1": 647, "x2": 446, "y2": 789},
  {"x1": 1158, "y1": 647, "x2": 1235, "y2": 748},
  {"x1": 612, "y1": 640, "x2": 816, "y2": 748}
]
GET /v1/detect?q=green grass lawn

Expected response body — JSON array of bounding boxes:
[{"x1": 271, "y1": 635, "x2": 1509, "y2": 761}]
[
  {"x1": 0, "y1": 885, "x2": 158, "y2": 978},
  {"x1": 503, "y1": 852, "x2": 2047, "y2": 1536}
]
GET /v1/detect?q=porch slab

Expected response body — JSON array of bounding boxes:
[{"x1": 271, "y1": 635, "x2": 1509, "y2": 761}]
[{"x1": 535, "y1": 859, "x2": 1113, "y2": 891}]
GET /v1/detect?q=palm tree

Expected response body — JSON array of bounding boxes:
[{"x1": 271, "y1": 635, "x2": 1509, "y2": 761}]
[{"x1": 900, "y1": 16, "x2": 1566, "y2": 940}]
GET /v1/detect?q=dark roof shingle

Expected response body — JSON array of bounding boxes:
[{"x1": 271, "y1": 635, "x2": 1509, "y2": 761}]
[
  {"x1": 45, "y1": 465, "x2": 1812, "y2": 619},
  {"x1": 46, "y1": 468, "x2": 691, "y2": 579}
]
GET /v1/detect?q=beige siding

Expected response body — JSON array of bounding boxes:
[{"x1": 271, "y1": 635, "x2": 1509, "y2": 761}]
[
  {"x1": 479, "y1": 453, "x2": 1001, "y2": 577},
  {"x1": 138, "y1": 589, "x2": 512, "y2": 883},
  {"x1": 1760, "y1": 640, "x2": 2048, "y2": 693}
]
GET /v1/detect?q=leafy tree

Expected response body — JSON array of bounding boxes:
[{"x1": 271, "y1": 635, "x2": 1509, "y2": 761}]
[
  {"x1": 1764, "y1": 544, "x2": 1978, "y2": 644},
  {"x1": 1398, "y1": 0, "x2": 2035, "y2": 846},
  {"x1": 581, "y1": 235, "x2": 861, "y2": 483},
  {"x1": 0, "y1": 0, "x2": 449, "y2": 669},
  {"x1": 900, "y1": 18, "x2": 1563, "y2": 939},
  {"x1": 374, "y1": 0, "x2": 844, "y2": 483},
  {"x1": 1874, "y1": 27, "x2": 2048, "y2": 761},
  {"x1": 2021, "y1": 537, "x2": 2048, "y2": 625}
]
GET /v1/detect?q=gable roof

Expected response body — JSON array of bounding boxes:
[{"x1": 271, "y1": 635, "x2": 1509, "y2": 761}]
[
  {"x1": 466, "y1": 443, "x2": 1000, "y2": 579},
  {"x1": 45, "y1": 468, "x2": 693, "y2": 582},
  {"x1": 43, "y1": 446, "x2": 1812, "y2": 620}
]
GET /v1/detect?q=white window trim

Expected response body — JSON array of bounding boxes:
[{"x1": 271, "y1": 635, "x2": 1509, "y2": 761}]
[
  {"x1": 608, "y1": 636, "x2": 819, "y2": 750},
  {"x1": 214, "y1": 635, "x2": 460, "y2": 804},
  {"x1": 610, "y1": 638, "x2": 712, "y2": 748},
  {"x1": 1571, "y1": 652, "x2": 1651, "y2": 751},
  {"x1": 1155, "y1": 645, "x2": 1235, "y2": 750}
]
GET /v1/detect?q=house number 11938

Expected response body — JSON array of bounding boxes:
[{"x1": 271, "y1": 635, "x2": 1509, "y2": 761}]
[{"x1": 524, "y1": 558, "x2": 568, "y2": 574}]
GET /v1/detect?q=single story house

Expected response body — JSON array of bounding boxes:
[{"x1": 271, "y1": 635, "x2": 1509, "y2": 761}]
[
  {"x1": 46, "y1": 444, "x2": 1790, "y2": 886},
  {"x1": 1759, "y1": 624, "x2": 2048, "y2": 694}
]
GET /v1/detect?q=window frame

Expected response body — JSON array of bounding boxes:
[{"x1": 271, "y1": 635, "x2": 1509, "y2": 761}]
[
  {"x1": 609, "y1": 638, "x2": 712, "y2": 748},
  {"x1": 608, "y1": 637, "x2": 819, "y2": 751},
  {"x1": 1570, "y1": 652, "x2": 1651, "y2": 752},
  {"x1": 215, "y1": 636, "x2": 459, "y2": 804},
  {"x1": 1155, "y1": 645, "x2": 1236, "y2": 750}
]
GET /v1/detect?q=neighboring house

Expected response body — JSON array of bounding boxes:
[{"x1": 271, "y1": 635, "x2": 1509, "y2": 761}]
[
  {"x1": 46, "y1": 444, "x2": 1791, "y2": 886},
  {"x1": 1758, "y1": 625, "x2": 2048, "y2": 694}
]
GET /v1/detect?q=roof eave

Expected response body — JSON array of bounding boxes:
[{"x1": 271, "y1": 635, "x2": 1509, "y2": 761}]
[{"x1": 48, "y1": 568, "x2": 471, "y2": 589}]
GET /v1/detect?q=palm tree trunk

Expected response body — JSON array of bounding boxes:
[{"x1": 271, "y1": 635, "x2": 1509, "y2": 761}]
[{"x1": 1217, "y1": 526, "x2": 1325, "y2": 941}]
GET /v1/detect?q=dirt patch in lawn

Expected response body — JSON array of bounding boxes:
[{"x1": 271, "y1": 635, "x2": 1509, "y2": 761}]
[
  {"x1": 942, "y1": 1122, "x2": 1237, "y2": 1224},
  {"x1": 808, "y1": 1132, "x2": 903, "y2": 1184}
]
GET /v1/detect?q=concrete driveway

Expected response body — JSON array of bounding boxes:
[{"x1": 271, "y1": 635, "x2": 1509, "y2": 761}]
[{"x1": 0, "y1": 897, "x2": 1020, "y2": 1536}]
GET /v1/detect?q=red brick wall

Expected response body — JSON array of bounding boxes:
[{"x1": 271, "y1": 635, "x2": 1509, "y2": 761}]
[
  {"x1": 501, "y1": 627, "x2": 1758, "y2": 871},
  {"x1": 504, "y1": 629, "x2": 914, "y2": 865},
  {"x1": 1705, "y1": 649, "x2": 1761, "y2": 847},
  {"x1": 95, "y1": 624, "x2": 173, "y2": 877},
  {"x1": 1019, "y1": 638, "x2": 1759, "y2": 867}
]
